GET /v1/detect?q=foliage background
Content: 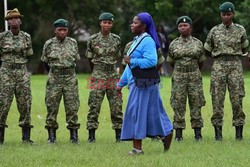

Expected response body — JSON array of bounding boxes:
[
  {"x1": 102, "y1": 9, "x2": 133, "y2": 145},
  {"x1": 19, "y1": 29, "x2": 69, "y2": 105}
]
[{"x1": 0, "y1": 0, "x2": 250, "y2": 73}]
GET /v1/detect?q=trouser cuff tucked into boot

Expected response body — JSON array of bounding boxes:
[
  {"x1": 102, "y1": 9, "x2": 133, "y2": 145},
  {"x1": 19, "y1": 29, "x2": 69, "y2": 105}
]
[
  {"x1": 88, "y1": 129, "x2": 96, "y2": 143},
  {"x1": 22, "y1": 127, "x2": 34, "y2": 144}
]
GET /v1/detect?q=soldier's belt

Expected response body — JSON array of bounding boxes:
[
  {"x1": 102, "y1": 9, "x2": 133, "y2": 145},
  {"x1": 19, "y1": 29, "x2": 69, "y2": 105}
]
[
  {"x1": 175, "y1": 66, "x2": 197, "y2": 73},
  {"x1": 94, "y1": 64, "x2": 115, "y2": 72},
  {"x1": 1, "y1": 62, "x2": 26, "y2": 69},
  {"x1": 51, "y1": 67, "x2": 75, "y2": 75},
  {"x1": 215, "y1": 55, "x2": 240, "y2": 61}
]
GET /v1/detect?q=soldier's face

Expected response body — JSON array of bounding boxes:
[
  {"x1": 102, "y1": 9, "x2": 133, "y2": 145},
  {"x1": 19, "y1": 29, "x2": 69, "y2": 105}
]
[
  {"x1": 7, "y1": 17, "x2": 21, "y2": 29},
  {"x1": 221, "y1": 12, "x2": 234, "y2": 26},
  {"x1": 131, "y1": 16, "x2": 146, "y2": 35},
  {"x1": 178, "y1": 23, "x2": 191, "y2": 37},
  {"x1": 100, "y1": 20, "x2": 113, "y2": 33},
  {"x1": 55, "y1": 27, "x2": 68, "y2": 41}
]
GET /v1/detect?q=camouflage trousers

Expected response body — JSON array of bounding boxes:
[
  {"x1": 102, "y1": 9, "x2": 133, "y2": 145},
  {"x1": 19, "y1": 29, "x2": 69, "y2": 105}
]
[
  {"x1": 170, "y1": 69, "x2": 205, "y2": 129},
  {"x1": 45, "y1": 71, "x2": 80, "y2": 130},
  {"x1": 210, "y1": 60, "x2": 245, "y2": 127},
  {"x1": 0, "y1": 65, "x2": 33, "y2": 128},
  {"x1": 87, "y1": 66, "x2": 123, "y2": 130}
]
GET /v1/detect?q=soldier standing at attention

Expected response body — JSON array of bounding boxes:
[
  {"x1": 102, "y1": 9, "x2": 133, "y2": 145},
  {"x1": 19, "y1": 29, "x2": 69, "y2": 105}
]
[
  {"x1": 204, "y1": 2, "x2": 249, "y2": 141},
  {"x1": 0, "y1": 8, "x2": 34, "y2": 144},
  {"x1": 86, "y1": 12, "x2": 123, "y2": 142},
  {"x1": 41, "y1": 19, "x2": 80, "y2": 144},
  {"x1": 167, "y1": 16, "x2": 206, "y2": 141}
]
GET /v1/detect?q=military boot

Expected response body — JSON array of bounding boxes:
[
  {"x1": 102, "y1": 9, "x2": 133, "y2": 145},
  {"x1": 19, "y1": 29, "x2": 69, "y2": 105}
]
[
  {"x1": 235, "y1": 125, "x2": 243, "y2": 140},
  {"x1": 0, "y1": 127, "x2": 5, "y2": 145},
  {"x1": 115, "y1": 129, "x2": 121, "y2": 142},
  {"x1": 214, "y1": 126, "x2": 222, "y2": 141},
  {"x1": 88, "y1": 129, "x2": 96, "y2": 143},
  {"x1": 47, "y1": 128, "x2": 56, "y2": 144},
  {"x1": 22, "y1": 127, "x2": 34, "y2": 144},
  {"x1": 70, "y1": 129, "x2": 80, "y2": 144},
  {"x1": 194, "y1": 128, "x2": 202, "y2": 141},
  {"x1": 162, "y1": 131, "x2": 173, "y2": 151},
  {"x1": 175, "y1": 128, "x2": 183, "y2": 141}
]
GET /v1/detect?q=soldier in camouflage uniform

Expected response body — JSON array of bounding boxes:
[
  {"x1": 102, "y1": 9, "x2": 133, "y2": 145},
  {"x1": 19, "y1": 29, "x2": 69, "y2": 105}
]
[
  {"x1": 167, "y1": 16, "x2": 206, "y2": 141},
  {"x1": 0, "y1": 8, "x2": 34, "y2": 144},
  {"x1": 204, "y1": 2, "x2": 249, "y2": 141},
  {"x1": 41, "y1": 19, "x2": 80, "y2": 144},
  {"x1": 86, "y1": 12, "x2": 123, "y2": 142}
]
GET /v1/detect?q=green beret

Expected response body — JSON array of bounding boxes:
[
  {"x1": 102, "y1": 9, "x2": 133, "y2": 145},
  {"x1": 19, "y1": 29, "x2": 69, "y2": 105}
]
[
  {"x1": 53, "y1": 19, "x2": 69, "y2": 28},
  {"x1": 219, "y1": 2, "x2": 235, "y2": 13},
  {"x1": 176, "y1": 16, "x2": 192, "y2": 26},
  {"x1": 98, "y1": 12, "x2": 114, "y2": 21}
]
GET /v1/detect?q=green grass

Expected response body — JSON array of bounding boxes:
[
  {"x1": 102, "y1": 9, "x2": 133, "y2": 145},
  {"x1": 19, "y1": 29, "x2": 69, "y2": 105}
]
[{"x1": 1, "y1": 73, "x2": 250, "y2": 167}]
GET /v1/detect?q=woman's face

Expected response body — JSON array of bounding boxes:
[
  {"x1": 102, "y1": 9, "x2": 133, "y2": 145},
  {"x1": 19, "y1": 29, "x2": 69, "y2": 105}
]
[
  {"x1": 130, "y1": 16, "x2": 145, "y2": 35},
  {"x1": 178, "y1": 23, "x2": 191, "y2": 37},
  {"x1": 220, "y1": 12, "x2": 233, "y2": 26},
  {"x1": 55, "y1": 27, "x2": 68, "y2": 41}
]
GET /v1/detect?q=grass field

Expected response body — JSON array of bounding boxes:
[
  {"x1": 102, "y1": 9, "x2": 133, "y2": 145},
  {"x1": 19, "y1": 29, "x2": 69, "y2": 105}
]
[{"x1": 0, "y1": 73, "x2": 250, "y2": 167}]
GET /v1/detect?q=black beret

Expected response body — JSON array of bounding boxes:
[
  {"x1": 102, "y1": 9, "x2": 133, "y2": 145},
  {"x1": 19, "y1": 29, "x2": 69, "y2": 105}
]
[
  {"x1": 54, "y1": 19, "x2": 69, "y2": 28},
  {"x1": 98, "y1": 12, "x2": 114, "y2": 21},
  {"x1": 176, "y1": 16, "x2": 192, "y2": 26},
  {"x1": 219, "y1": 2, "x2": 235, "y2": 13}
]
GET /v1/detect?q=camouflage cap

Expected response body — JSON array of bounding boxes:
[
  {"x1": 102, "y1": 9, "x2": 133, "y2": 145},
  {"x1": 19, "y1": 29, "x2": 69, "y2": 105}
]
[
  {"x1": 219, "y1": 2, "x2": 235, "y2": 13},
  {"x1": 54, "y1": 19, "x2": 69, "y2": 28},
  {"x1": 5, "y1": 8, "x2": 23, "y2": 20},
  {"x1": 98, "y1": 12, "x2": 114, "y2": 21},
  {"x1": 176, "y1": 16, "x2": 192, "y2": 26}
]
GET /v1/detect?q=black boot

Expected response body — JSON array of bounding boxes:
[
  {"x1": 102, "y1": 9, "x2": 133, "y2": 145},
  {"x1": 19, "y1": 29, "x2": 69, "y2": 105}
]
[
  {"x1": 115, "y1": 129, "x2": 121, "y2": 142},
  {"x1": 235, "y1": 125, "x2": 243, "y2": 140},
  {"x1": 88, "y1": 129, "x2": 96, "y2": 143},
  {"x1": 214, "y1": 126, "x2": 222, "y2": 141},
  {"x1": 0, "y1": 127, "x2": 5, "y2": 145},
  {"x1": 162, "y1": 131, "x2": 173, "y2": 152},
  {"x1": 175, "y1": 128, "x2": 183, "y2": 141},
  {"x1": 194, "y1": 128, "x2": 202, "y2": 141},
  {"x1": 22, "y1": 127, "x2": 34, "y2": 144},
  {"x1": 47, "y1": 128, "x2": 56, "y2": 144},
  {"x1": 70, "y1": 129, "x2": 80, "y2": 144}
]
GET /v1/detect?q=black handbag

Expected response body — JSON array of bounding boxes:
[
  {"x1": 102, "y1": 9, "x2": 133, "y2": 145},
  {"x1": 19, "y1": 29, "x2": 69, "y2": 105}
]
[
  {"x1": 130, "y1": 66, "x2": 160, "y2": 88},
  {"x1": 127, "y1": 35, "x2": 160, "y2": 88}
]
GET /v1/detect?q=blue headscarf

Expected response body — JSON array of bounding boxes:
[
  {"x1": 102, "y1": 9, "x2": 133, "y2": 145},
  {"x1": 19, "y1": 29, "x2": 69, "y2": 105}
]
[{"x1": 137, "y1": 12, "x2": 160, "y2": 49}]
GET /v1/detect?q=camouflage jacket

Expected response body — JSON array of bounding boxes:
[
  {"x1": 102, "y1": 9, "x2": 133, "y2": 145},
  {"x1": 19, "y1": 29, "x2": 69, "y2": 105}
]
[
  {"x1": 167, "y1": 36, "x2": 206, "y2": 66},
  {"x1": 204, "y1": 23, "x2": 249, "y2": 57},
  {"x1": 85, "y1": 32, "x2": 121, "y2": 65},
  {"x1": 41, "y1": 37, "x2": 80, "y2": 68},
  {"x1": 0, "y1": 30, "x2": 33, "y2": 64}
]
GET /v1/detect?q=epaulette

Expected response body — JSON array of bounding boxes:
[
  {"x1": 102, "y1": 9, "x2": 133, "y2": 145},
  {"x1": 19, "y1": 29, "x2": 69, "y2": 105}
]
[
  {"x1": 111, "y1": 33, "x2": 121, "y2": 40},
  {"x1": 169, "y1": 37, "x2": 180, "y2": 46},
  {"x1": 90, "y1": 33, "x2": 99, "y2": 40},
  {"x1": 44, "y1": 37, "x2": 55, "y2": 48},
  {"x1": 234, "y1": 23, "x2": 245, "y2": 30},
  {"x1": 67, "y1": 37, "x2": 77, "y2": 44},
  {"x1": 0, "y1": 31, "x2": 9, "y2": 40}
]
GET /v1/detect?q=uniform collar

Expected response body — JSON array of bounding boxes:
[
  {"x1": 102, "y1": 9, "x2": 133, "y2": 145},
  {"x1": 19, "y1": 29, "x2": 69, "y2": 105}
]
[
  {"x1": 180, "y1": 35, "x2": 192, "y2": 42},
  {"x1": 99, "y1": 31, "x2": 111, "y2": 38},
  {"x1": 221, "y1": 22, "x2": 234, "y2": 29}
]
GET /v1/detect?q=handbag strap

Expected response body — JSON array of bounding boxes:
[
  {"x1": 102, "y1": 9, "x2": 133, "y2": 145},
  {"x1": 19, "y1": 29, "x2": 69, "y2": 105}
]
[{"x1": 127, "y1": 35, "x2": 149, "y2": 69}]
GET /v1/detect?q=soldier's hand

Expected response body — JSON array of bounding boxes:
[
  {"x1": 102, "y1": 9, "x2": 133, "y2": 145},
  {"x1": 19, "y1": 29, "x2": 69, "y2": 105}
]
[
  {"x1": 116, "y1": 86, "x2": 123, "y2": 98},
  {"x1": 124, "y1": 56, "x2": 131, "y2": 64}
]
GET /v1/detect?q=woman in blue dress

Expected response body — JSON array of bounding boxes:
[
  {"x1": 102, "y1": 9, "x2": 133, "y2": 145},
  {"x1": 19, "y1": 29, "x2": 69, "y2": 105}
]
[{"x1": 117, "y1": 12, "x2": 173, "y2": 155}]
